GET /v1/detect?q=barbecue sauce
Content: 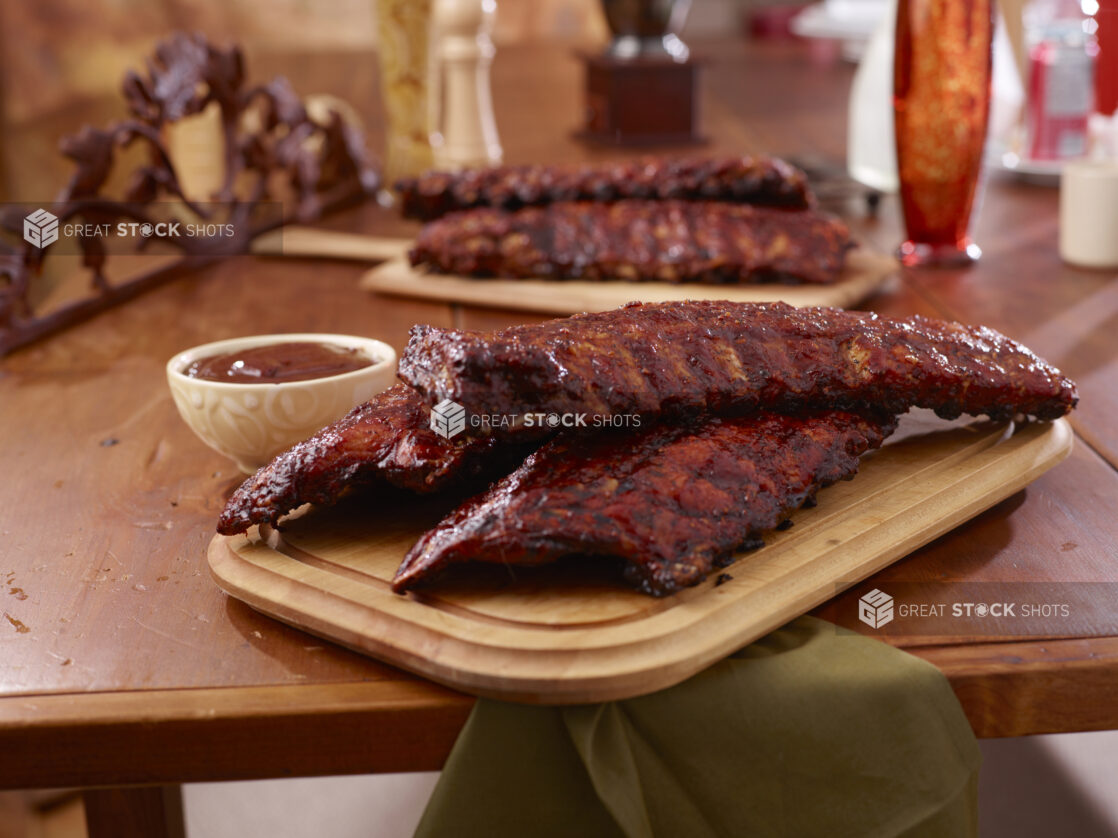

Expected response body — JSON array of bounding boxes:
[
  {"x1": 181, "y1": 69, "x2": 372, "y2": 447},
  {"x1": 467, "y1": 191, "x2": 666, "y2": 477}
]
[{"x1": 185, "y1": 342, "x2": 373, "y2": 384}]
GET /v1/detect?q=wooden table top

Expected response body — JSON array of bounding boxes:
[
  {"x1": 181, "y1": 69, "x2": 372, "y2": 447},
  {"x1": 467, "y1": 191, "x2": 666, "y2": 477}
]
[{"x1": 2, "y1": 40, "x2": 1118, "y2": 790}]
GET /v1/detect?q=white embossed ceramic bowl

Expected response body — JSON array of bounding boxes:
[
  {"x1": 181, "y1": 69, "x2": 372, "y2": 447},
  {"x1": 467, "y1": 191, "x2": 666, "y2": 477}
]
[{"x1": 167, "y1": 333, "x2": 397, "y2": 473}]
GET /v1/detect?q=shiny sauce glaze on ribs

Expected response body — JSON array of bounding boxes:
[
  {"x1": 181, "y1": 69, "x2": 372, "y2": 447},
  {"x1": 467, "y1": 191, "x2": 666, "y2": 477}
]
[
  {"x1": 408, "y1": 201, "x2": 851, "y2": 285},
  {"x1": 394, "y1": 155, "x2": 813, "y2": 220},
  {"x1": 392, "y1": 411, "x2": 897, "y2": 596},
  {"x1": 399, "y1": 301, "x2": 1078, "y2": 431},
  {"x1": 216, "y1": 384, "x2": 538, "y2": 535}
]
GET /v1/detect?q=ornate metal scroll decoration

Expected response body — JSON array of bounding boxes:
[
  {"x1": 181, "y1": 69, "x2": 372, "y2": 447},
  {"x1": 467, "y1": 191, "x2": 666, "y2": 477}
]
[{"x1": 0, "y1": 32, "x2": 379, "y2": 355}]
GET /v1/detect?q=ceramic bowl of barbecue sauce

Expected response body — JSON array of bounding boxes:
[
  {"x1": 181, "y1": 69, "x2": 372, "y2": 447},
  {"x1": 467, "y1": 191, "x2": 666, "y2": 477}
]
[{"x1": 167, "y1": 333, "x2": 396, "y2": 473}]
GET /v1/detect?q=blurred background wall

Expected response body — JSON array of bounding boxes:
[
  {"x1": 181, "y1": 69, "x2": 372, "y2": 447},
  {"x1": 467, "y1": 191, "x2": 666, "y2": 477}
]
[
  {"x1": 0, "y1": 0, "x2": 759, "y2": 200},
  {"x1": 0, "y1": 0, "x2": 766, "y2": 123}
]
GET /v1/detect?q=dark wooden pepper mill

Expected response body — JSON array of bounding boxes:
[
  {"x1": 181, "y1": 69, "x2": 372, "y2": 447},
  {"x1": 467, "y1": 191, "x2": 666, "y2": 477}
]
[{"x1": 578, "y1": 0, "x2": 704, "y2": 145}]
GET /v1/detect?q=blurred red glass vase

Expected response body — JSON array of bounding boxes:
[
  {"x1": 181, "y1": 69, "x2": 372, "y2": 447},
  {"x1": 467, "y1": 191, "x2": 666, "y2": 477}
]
[{"x1": 893, "y1": 0, "x2": 995, "y2": 267}]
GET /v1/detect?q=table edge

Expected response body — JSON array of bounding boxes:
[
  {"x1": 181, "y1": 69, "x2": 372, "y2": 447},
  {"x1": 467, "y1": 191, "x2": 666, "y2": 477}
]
[{"x1": 0, "y1": 633, "x2": 1117, "y2": 788}]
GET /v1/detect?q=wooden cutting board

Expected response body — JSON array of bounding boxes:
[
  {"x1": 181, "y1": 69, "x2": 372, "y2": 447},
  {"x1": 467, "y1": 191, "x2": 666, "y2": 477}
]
[
  {"x1": 208, "y1": 413, "x2": 1072, "y2": 704},
  {"x1": 359, "y1": 247, "x2": 898, "y2": 315},
  {"x1": 250, "y1": 228, "x2": 413, "y2": 263}
]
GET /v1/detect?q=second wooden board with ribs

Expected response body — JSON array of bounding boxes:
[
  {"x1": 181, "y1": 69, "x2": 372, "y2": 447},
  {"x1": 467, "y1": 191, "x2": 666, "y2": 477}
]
[
  {"x1": 209, "y1": 412, "x2": 1072, "y2": 704},
  {"x1": 360, "y1": 247, "x2": 898, "y2": 315},
  {"x1": 365, "y1": 155, "x2": 897, "y2": 313}
]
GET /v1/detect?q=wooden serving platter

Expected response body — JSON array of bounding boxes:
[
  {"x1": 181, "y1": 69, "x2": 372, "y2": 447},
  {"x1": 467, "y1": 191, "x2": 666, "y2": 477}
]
[
  {"x1": 208, "y1": 414, "x2": 1072, "y2": 704},
  {"x1": 251, "y1": 228, "x2": 413, "y2": 263},
  {"x1": 359, "y1": 247, "x2": 898, "y2": 315}
]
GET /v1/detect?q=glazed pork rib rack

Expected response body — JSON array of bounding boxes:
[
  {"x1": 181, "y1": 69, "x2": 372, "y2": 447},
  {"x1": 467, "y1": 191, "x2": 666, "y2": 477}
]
[
  {"x1": 219, "y1": 301, "x2": 1077, "y2": 546},
  {"x1": 394, "y1": 155, "x2": 813, "y2": 221},
  {"x1": 408, "y1": 201, "x2": 852, "y2": 285},
  {"x1": 399, "y1": 301, "x2": 1078, "y2": 431},
  {"x1": 216, "y1": 384, "x2": 534, "y2": 536},
  {"x1": 392, "y1": 410, "x2": 898, "y2": 596}
]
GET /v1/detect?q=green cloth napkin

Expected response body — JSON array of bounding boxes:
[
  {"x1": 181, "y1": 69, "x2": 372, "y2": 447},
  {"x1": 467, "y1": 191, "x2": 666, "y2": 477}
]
[{"x1": 415, "y1": 616, "x2": 980, "y2": 838}]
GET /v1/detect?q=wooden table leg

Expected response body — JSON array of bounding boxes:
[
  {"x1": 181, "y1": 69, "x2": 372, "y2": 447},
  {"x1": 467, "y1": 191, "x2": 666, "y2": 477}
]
[{"x1": 82, "y1": 785, "x2": 185, "y2": 838}]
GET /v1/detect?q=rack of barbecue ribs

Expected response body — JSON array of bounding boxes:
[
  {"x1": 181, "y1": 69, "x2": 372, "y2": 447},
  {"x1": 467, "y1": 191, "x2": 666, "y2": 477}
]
[
  {"x1": 407, "y1": 201, "x2": 853, "y2": 285},
  {"x1": 394, "y1": 155, "x2": 813, "y2": 221},
  {"x1": 399, "y1": 301, "x2": 1077, "y2": 429},
  {"x1": 217, "y1": 383, "x2": 535, "y2": 536},
  {"x1": 219, "y1": 301, "x2": 1077, "y2": 595},
  {"x1": 392, "y1": 411, "x2": 898, "y2": 596}
]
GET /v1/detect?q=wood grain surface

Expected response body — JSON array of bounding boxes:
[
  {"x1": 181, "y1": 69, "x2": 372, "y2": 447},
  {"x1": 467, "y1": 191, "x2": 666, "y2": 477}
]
[
  {"x1": 359, "y1": 247, "x2": 898, "y2": 314},
  {"x1": 0, "y1": 41, "x2": 1116, "y2": 799}
]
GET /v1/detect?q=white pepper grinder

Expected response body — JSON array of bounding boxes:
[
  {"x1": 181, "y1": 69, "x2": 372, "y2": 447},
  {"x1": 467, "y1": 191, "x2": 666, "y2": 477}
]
[{"x1": 432, "y1": 0, "x2": 503, "y2": 170}]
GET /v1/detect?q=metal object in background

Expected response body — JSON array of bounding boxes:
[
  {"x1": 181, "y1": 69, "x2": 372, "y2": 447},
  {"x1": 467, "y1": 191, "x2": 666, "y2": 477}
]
[
  {"x1": 600, "y1": 0, "x2": 693, "y2": 61},
  {"x1": 0, "y1": 32, "x2": 378, "y2": 357}
]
